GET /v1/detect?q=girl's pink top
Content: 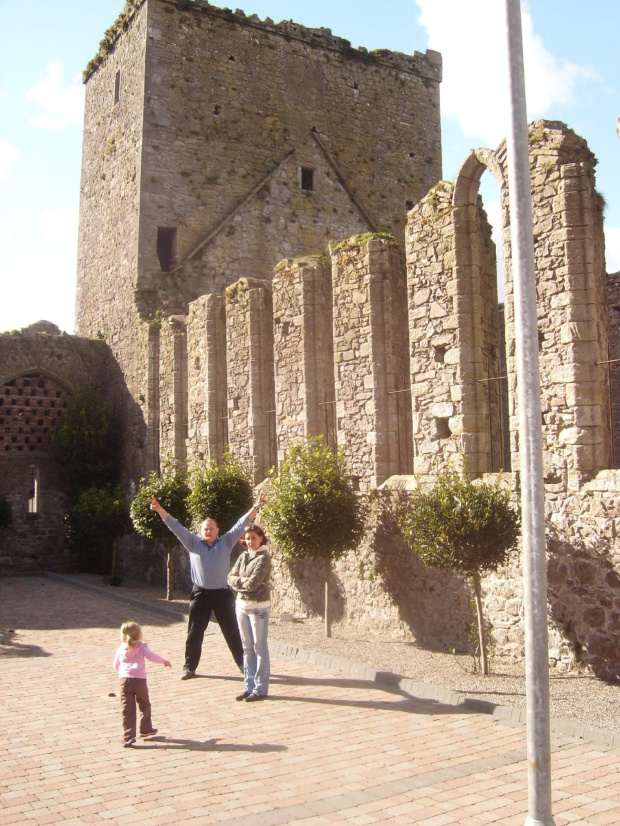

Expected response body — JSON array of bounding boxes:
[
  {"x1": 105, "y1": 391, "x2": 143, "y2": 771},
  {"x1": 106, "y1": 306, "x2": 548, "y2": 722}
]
[{"x1": 113, "y1": 642, "x2": 167, "y2": 679}]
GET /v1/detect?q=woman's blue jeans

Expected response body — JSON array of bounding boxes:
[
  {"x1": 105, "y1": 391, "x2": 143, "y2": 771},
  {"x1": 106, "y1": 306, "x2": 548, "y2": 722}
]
[{"x1": 236, "y1": 603, "x2": 270, "y2": 696}]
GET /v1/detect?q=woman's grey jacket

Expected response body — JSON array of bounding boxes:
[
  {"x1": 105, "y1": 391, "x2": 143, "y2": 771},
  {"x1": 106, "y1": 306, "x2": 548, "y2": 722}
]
[{"x1": 228, "y1": 546, "x2": 271, "y2": 603}]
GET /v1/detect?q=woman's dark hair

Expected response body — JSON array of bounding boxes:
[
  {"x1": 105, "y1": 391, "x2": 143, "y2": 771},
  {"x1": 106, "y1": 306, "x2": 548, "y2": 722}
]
[{"x1": 244, "y1": 523, "x2": 268, "y2": 545}]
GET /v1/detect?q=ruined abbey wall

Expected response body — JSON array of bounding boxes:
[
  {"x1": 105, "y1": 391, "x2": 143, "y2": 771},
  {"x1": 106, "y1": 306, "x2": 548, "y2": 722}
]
[
  {"x1": 136, "y1": 121, "x2": 618, "y2": 677},
  {"x1": 0, "y1": 325, "x2": 113, "y2": 572},
  {"x1": 7, "y1": 0, "x2": 618, "y2": 677}
]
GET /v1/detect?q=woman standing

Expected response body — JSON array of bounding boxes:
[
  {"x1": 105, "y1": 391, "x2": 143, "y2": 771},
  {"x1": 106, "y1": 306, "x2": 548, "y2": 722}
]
[{"x1": 228, "y1": 524, "x2": 271, "y2": 702}]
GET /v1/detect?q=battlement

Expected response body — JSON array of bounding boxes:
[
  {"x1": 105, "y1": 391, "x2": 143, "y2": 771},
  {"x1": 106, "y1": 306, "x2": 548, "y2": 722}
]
[{"x1": 84, "y1": 0, "x2": 442, "y2": 83}]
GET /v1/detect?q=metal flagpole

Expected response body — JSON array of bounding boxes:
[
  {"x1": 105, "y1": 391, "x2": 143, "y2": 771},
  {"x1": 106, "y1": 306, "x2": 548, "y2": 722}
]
[{"x1": 502, "y1": 2, "x2": 555, "y2": 825}]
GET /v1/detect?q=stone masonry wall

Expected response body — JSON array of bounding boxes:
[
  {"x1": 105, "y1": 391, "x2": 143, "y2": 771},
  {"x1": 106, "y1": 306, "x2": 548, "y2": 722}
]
[
  {"x1": 502, "y1": 124, "x2": 610, "y2": 483},
  {"x1": 186, "y1": 294, "x2": 227, "y2": 462},
  {"x1": 400, "y1": 122, "x2": 620, "y2": 677},
  {"x1": 268, "y1": 491, "x2": 473, "y2": 650},
  {"x1": 272, "y1": 255, "x2": 335, "y2": 460},
  {"x1": 136, "y1": 0, "x2": 442, "y2": 311},
  {"x1": 406, "y1": 181, "x2": 498, "y2": 483},
  {"x1": 331, "y1": 235, "x2": 410, "y2": 490},
  {"x1": 77, "y1": 0, "x2": 442, "y2": 491},
  {"x1": 407, "y1": 182, "x2": 459, "y2": 484},
  {"x1": 76, "y1": 0, "x2": 153, "y2": 486},
  {"x1": 225, "y1": 279, "x2": 276, "y2": 483},
  {"x1": 0, "y1": 324, "x2": 112, "y2": 573},
  {"x1": 608, "y1": 272, "x2": 620, "y2": 468},
  {"x1": 158, "y1": 316, "x2": 188, "y2": 463}
]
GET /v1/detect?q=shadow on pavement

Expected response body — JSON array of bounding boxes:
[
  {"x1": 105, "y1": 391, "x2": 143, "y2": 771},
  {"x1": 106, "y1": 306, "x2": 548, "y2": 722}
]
[
  {"x1": 268, "y1": 672, "x2": 468, "y2": 715},
  {"x1": 0, "y1": 629, "x2": 52, "y2": 658},
  {"x1": 132, "y1": 736, "x2": 287, "y2": 752}
]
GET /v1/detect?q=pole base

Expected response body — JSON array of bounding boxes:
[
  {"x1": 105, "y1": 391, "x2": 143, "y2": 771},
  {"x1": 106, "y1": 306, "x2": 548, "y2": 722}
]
[{"x1": 524, "y1": 817, "x2": 556, "y2": 826}]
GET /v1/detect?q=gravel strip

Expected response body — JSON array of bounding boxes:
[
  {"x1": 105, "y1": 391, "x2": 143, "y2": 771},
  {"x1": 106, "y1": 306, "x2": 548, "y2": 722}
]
[{"x1": 268, "y1": 616, "x2": 620, "y2": 735}]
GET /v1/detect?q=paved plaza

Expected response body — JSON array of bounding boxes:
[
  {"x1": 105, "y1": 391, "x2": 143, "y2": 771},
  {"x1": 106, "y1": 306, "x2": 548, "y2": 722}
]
[{"x1": 1, "y1": 576, "x2": 619, "y2": 825}]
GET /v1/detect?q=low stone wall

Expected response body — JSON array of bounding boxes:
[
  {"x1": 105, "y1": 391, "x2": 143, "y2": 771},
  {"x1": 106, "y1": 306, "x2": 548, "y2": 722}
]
[{"x1": 114, "y1": 470, "x2": 620, "y2": 680}]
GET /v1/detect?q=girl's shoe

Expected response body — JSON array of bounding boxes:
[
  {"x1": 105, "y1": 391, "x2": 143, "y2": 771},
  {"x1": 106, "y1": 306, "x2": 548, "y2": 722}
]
[{"x1": 122, "y1": 736, "x2": 136, "y2": 747}]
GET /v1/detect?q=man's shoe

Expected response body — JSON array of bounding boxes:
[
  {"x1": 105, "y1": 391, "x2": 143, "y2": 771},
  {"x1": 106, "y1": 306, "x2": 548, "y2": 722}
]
[
  {"x1": 181, "y1": 669, "x2": 196, "y2": 680},
  {"x1": 245, "y1": 692, "x2": 266, "y2": 702},
  {"x1": 122, "y1": 736, "x2": 136, "y2": 747},
  {"x1": 236, "y1": 690, "x2": 251, "y2": 701},
  {"x1": 141, "y1": 728, "x2": 158, "y2": 737}
]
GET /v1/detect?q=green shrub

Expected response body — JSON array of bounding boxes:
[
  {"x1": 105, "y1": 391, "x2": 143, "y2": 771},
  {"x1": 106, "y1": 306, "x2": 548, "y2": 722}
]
[
  {"x1": 130, "y1": 462, "x2": 190, "y2": 544},
  {"x1": 262, "y1": 437, "x2": 366, "y2": 636},
  {"x1": 130, "y1": 462, "x2": 191, "y2": 600},
  {"x1": 398, "y1": 469, "x2": 520, "y2": 674},
  {"x1": 0, "y1": 493, "x2": 12, "y2": 530},
  {"x1": 65, "y1": 486, "x2": 130, "y2": 573},
  {"x1": 262, "y1": 437, "x2": 365, "y2": 563},
  {"x1": 50, "y1": 385, "x2": 117, "y2": 502},
  {"x1": 186, "y1": 451, "x2": 253, "y2": 532}
]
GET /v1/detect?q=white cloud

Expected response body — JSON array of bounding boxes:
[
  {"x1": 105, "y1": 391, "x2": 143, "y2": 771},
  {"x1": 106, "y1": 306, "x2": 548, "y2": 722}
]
[
  {"x1": 0, "y1": 208, "x2": 78, "y2": 334},
  {"x1": 605, "y1": 228, "x2": 620, "y2": 275},
  {"x1": 0, "y1": 224, "x2": 13, "y2": 245},
  {"x1": 0, "y1": 141, "x2": 20, "y2": 181},
  {"x1": 26, "y1": 63, "x2": 84, "y2": 130},
  {"x1": 416, "y1": 0, "x2": 593, "y2": 147}
]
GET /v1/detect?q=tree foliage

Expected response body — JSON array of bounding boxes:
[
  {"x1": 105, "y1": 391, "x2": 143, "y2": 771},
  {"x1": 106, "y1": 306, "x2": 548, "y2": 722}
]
[
  {"x1": 65, "y1": 486, "x2": 131, "y2": 573},
  {"x1": 0, "y1": 493, "x2": 12, "y2": 530},
  {"x1": 186, "y1": 451, "x2": 253, "y2": 532},
  {"x1": 398, "y1": 470, "x2": 520, "y2": 576},
  {"x1": 398, "y1": 469, "x2": 521, "y2": 675},
  {"x1": 50, "y1": 384, "x2": 117, "y2": 501},
  {"x1": 130, "y1": 462, "x2": 190, "y2": 545},
  {"x1": 262, "y1": 436, "x2": 366, "y2": 563}
]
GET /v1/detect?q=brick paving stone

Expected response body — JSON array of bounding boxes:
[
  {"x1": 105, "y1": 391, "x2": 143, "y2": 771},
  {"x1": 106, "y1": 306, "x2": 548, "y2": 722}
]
[{"x1": 2, "y1": 576, "x2": 620, "y2": 825}]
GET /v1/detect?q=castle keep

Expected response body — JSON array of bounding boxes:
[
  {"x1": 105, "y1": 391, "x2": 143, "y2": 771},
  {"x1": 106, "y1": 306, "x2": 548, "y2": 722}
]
[
  {"x1": 2, "y1": 0, "x2": 620, "y2": 678},
  {"x1": 76, "y1": 0, "x2": 441, "y2": 479}
]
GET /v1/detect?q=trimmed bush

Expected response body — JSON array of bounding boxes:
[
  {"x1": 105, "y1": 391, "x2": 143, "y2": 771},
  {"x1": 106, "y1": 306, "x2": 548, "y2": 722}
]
[
  {"x1": 262, "y1": 436, "x2": 366, "y2": 635},
  {"x1": 130, "y1": 462, "x2": 190, "y2": 599},
  {"x1": 398, "y1": 469, "x2": 520, "y2": 675},
  {"x1": 186, "y1": 451, "x2": 253, "y2": 532}
]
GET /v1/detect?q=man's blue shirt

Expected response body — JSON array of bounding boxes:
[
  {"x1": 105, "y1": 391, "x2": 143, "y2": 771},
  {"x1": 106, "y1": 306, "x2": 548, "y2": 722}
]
[{"x1": 164, "y1": 512, "x2": 251, "y2": 589}]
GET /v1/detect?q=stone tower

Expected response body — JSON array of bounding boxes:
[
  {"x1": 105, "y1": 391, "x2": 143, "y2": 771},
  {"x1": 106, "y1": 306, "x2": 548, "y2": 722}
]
[{"x1": 76, "y1": 0, "x2": 442, "y2": 481}]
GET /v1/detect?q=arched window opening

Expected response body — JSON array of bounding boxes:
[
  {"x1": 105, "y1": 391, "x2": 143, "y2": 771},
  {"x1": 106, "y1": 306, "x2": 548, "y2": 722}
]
[
  {"x1": 478, "y1": 170, "x2": 510, "y2": 473},
  {"x1": 28, "y1": 466, "x2": 39, "y2": 514}
]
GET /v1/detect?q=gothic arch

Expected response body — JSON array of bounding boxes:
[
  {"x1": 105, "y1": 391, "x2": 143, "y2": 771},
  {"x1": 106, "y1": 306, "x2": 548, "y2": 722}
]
[{"x1": 451, "y1": 149, "x2": 509, "y2": 476}]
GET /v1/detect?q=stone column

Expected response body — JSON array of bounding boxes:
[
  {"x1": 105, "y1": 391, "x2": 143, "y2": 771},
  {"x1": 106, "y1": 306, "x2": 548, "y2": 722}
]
[
  {"x1": 331, "y1": 234, "x2": 409, "y2": 490},
  {"x1": 187, "y1": 295, "x2": 227, "y2": 462},
  {"x1": 607, "y1": 272, "x2": 620, "y2": 468},
  {"x1": 146, "y1": 322, "x2": 160, "y2": 474},
  {"x1": 225, "y1": 278, "x2": 275, "y2": 484},
  {"x1": 272, "y1": 255, "x2": 335, "y2": 461},
  {"x1": 407, "y1": 183, "x2": 462, "y2": 484},
  {"x1": 519, "y1": 124, "x2": 611, "y2": 484},
  {"x1": 159, "y1": 315, "x2": 188, "y2": 463}
]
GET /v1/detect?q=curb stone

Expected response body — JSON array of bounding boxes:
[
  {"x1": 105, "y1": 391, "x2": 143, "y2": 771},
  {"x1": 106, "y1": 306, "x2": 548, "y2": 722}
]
[{"x1": 44, "y1": 571, "x2": 620, "y2": 751}]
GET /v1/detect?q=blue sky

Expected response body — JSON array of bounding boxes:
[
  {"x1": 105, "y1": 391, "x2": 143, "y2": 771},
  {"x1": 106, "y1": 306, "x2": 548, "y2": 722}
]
[{"x1": 1, "y1": 0, "x2": 618, "y2": 334}]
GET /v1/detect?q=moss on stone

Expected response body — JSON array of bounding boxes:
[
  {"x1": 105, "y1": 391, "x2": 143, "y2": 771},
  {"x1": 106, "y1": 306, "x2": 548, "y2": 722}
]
[{"x1": 329, "y1": 232, "x2": 396, "y2": 255}]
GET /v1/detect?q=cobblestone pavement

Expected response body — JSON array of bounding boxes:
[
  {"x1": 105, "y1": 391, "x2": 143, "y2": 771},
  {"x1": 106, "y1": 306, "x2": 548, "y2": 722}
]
[{"x1": 1, "y1": 576, "x2": 620, "y2": 826}]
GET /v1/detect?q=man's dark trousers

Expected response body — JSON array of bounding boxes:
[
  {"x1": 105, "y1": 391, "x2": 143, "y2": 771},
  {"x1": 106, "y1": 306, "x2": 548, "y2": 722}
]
[{"x1": 185, "y1": 586, "x2": 243, "y2": 672}]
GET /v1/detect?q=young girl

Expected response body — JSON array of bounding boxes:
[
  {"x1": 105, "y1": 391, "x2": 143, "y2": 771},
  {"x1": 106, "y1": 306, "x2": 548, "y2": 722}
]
[
  {"x1": 227, "y1": 524, "x2": 271, "y2": 702},
  {"x1": 113, "y1": 621, "x2": 171, "y2": 747}
]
